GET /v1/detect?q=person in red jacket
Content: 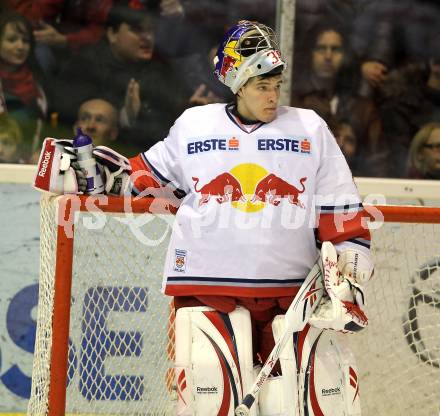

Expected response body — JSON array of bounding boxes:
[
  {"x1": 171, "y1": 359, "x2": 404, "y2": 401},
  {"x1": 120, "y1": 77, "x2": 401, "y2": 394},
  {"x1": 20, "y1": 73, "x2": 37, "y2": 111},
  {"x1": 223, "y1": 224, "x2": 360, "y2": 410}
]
[
  {"x1": 0, "y1": 11, "x2": 47, "y2": 161},
  {"x1": 6, "y1": 0, "x2": 112, "y2": 52}
]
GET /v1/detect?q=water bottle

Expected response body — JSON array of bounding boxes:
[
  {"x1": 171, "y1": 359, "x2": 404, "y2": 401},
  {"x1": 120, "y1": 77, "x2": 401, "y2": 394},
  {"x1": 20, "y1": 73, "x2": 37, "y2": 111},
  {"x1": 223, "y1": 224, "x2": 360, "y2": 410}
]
[{"x1": 73, "y1": 128, "x2": 105, "y2": 194}]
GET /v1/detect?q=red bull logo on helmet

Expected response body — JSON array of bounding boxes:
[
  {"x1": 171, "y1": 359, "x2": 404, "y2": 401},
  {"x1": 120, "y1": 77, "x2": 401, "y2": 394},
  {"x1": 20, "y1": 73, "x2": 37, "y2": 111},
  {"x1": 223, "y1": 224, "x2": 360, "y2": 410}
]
[
  {"x1": 193, "y1": 163, "x2": 307, "y2": 212},
  {"x1": 220, "y1": 55, "x2": 237, "y2": 79}
]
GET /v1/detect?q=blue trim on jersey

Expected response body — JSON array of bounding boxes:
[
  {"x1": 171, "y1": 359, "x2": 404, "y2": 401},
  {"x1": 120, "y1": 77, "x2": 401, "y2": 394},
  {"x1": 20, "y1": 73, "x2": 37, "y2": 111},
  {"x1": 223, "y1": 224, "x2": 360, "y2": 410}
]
[
  {"x1": 141, "y1": 153, "x2": 171, "y2": 184},
  {"x1": 131, "y1": 184, "x2": 141, "y2": 196},
  {"x1": 141, "y1": 153, "x2": 187, "y2": 197},
  {"x1": 167, "y1": 276, "x2": 304, "y2": 286},
  {"x1": 347, "y1": 238, "x2": 371, "y2": 249},
  {"x1": 317, "y1": 238, "x2": 371, "y2": 250},
  {"x1": 317, "y1": 203, "x2": 364, "y2": 214},
  {"x1": 225, "y1": 104, "x2": 265, "y2": 134}
]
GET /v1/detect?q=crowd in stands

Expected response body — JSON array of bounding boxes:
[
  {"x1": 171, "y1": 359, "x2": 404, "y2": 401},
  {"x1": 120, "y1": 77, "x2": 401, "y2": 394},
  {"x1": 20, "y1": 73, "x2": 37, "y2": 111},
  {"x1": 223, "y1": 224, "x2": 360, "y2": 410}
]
[{"x1": 0, "y1": 0, "x2": 439, "y2": 180}]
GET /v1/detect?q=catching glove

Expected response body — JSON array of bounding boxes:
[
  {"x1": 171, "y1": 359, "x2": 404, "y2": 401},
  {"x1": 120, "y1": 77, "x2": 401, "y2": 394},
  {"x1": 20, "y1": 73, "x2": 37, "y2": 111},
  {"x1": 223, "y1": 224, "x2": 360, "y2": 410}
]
[
  {"x1": 309, "y1": 247, "x2": 373, "y2": 333},
  {"x1": 34, "y1": 138, "x2": 81, "y2": 194}
]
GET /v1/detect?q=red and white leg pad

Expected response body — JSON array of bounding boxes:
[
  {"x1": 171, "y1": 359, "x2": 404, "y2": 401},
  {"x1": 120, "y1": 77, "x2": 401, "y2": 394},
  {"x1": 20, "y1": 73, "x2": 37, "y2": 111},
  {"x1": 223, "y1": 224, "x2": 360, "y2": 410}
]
[
  {"x1": 258, "y1": 373, "x2": 294, "y2": 416},
  {"x1": 257, "y1": 316, "x2": 299, "y2": 416},
  {"x1": 174, "y1": 306, "x2": 257, "y2": 416},
  {"x1": 268, "y1": 316, "x2": 362, "y2": 416}
]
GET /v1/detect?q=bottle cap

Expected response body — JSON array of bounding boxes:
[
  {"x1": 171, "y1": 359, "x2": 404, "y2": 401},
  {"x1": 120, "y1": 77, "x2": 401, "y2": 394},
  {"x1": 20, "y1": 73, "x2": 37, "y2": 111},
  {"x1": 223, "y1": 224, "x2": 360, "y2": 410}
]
[{"x1": 73, "y1": 127, "x2": 92, "y2": 147}]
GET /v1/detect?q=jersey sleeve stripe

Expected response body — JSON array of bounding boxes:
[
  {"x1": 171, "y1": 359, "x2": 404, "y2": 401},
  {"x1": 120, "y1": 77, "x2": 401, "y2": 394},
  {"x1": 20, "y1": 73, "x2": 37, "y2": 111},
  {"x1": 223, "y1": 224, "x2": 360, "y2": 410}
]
[
  {"x1": 347, "y1": 237, "x2": 371, "y2": 249},
  {"x1": 317, "y1": 203, "x2": 364, "y2": 214},
  {"x1": 141, "y1": 153, "x2": 187, "y2": 196}
]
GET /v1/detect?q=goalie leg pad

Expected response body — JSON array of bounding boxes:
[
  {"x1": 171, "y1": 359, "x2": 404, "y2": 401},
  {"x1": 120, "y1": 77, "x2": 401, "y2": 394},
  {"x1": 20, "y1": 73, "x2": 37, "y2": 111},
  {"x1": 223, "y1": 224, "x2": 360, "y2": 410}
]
[
  {"x1": 264, "y1": 319, "x2": 361, "y2": 416},
  {"x1": 298, "y1": 328, "x2": 361, "y2": 416},
  {"x1": 174, "y1": 306, "x2": 256, "y2": 416},
  {"x1": 258, "y1": 375, "x2": 287, "y2": 416},
  {"x1": 257, "y1": 314, "x2": 300, "y2": 416}
]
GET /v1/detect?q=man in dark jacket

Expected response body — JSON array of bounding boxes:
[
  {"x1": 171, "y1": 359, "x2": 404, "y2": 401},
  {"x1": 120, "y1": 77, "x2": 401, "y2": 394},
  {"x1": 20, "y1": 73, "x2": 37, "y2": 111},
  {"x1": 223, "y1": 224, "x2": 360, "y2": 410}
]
[{"x1": 51, "y1": 4, "x2": 185, "y2": 151}]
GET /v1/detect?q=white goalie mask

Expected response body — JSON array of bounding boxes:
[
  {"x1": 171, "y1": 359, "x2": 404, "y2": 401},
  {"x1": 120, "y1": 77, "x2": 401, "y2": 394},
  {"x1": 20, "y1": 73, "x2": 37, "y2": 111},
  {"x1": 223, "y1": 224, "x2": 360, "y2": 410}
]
[{"x1": 213, "y1": 20, "x2": 286, "y2": 94}]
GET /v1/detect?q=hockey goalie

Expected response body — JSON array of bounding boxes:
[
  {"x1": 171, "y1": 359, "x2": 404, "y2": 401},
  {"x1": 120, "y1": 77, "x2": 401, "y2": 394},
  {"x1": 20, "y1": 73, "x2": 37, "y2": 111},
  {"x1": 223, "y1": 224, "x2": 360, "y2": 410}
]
[{"x1": 33, "y1": 19, "x2": 374, "y2": 416}]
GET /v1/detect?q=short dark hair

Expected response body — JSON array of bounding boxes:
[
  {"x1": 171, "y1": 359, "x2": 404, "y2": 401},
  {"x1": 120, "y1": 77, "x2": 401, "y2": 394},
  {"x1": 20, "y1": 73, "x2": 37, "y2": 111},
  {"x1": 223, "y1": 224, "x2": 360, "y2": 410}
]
[
  {"x1": 260, "y1": 65, "x2": 284, "y2": 78},
  {"x1": 106, "y1": 5, "x2": 156, "y2": 32}
]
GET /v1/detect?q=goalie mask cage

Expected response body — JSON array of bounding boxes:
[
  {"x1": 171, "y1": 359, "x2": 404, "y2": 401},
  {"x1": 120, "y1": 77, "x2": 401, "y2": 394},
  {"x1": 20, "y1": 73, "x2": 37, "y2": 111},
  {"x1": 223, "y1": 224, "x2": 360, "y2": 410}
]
[{"x1": 28, "y1": 195, "x2": 440, "y2": 416}]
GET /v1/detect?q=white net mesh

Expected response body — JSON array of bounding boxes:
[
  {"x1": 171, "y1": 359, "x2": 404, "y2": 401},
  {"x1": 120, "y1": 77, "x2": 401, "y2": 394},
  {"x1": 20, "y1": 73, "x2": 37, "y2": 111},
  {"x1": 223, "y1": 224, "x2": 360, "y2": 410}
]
[
  {"x1": 29, "y1": 197, "x2": 440, "y2": 415},
  {"x1": 28, "y1": 196, "x2": 176, "y2": 415},
  {"x1": 349, "y1": 222, "x2": 440, "y2": 416},
  {"x1": 28, "y1": 196, "x2": 58, "y2": 415}
]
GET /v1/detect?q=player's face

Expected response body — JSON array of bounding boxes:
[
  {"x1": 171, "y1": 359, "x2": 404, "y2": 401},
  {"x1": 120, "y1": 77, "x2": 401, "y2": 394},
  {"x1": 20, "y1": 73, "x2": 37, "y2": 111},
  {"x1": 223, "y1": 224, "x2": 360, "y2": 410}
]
[
  {"x1": 312, "y1": 31, "x2": 344, "y2": 79},
  {"x1": 75, "y1": 99, "x2": 118, "y2": 146},
  {"x1": 0, "y1": 23, "x2": 31, "y2": 67},
  {"x1": 420, "y1": 128, "x2": 440, "y2": 175},
  {"x1": 108, "y1": 22, "x2": 154, "y2": 62},
  {"x1": 237, "y1": 75, "x2": 282, "y2": 123}
]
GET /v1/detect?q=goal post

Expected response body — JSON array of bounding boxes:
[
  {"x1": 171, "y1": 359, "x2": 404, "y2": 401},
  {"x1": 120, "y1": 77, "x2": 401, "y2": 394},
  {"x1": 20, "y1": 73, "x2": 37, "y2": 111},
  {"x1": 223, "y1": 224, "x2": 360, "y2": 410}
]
[
  {"x1": 350, "y1": 204, "x2": 440, "y2": 416},
  {"x1": 28, "y1": 195, "x2": 440, "y2": 415},
  {"x1": 28, "y1": 194, "x2": 176, "y2": 416}
]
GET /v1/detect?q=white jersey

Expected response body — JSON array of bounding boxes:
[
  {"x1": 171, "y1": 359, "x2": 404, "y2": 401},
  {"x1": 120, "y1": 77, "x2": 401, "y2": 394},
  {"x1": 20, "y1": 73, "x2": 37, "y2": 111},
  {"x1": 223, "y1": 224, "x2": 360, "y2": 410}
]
[{"x1": 138, "y1": 103, "x2": 369, "y2": 298}]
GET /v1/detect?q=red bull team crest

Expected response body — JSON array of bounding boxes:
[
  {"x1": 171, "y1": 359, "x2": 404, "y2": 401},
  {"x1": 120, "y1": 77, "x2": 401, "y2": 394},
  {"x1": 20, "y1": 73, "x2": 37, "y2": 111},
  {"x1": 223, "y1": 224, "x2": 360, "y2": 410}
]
[{"x1": 193, "y1": 163, "x2": 307, "y2": 212}]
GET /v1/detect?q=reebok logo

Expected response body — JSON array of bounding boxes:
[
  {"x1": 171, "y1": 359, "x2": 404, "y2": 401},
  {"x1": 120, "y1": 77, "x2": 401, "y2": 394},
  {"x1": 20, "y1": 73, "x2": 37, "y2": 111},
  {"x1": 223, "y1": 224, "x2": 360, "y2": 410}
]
[
  {"x1": 196, "y1": 386, "x2": 218, "y2": 394},
  {"x1": 322, "y1": 387, "x2": 341, "y2": 396},
  {"x1": 353, "y1": 253, "x2": 359, "y2": 279},
  {"x1": 38, "y1": 151, "x2": 52, "y2": 177}
]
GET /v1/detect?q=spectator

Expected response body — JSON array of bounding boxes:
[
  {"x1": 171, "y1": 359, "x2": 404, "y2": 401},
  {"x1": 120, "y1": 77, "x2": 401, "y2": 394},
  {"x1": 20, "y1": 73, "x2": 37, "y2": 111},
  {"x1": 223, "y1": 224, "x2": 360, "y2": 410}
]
[
  {"x1": 6, "y1": 0, "x2": 113, "y2": 72},
  {"x1": 51, "y1": 4, "x2": 184, "y2": 151},
  {"x1": 379, "y1": 32, "x2": 440, "y2": 177},
  {"x1": 74, "y1": 98, "x2": 139, "y2": 156},
  {"x1": 168, "y1": 0, "x2": 276, "y2": 60},
  {"x1": 292, "y1": 22, "x2": 385, "y2": 175},
  {"x1": 295, "y1": 0, "x2": 368, "y2": 50},
  {"x1": 115, "y1": 0, "x2": 188, "y2": 59},
  {"x1": 0, "y1": 11, "x2": 47, "y2": 161},
  {"x1": 0, "y1": 114, "x2": 23, "y2": 163},
  {"x1": 408, "y1": 122, "x2": 440, "y2": 179},
  {"x1": 351, "y1": 0, "x2": 440, "y2": 98},
  {"x1": 74, "y1": 98, "x2": 119, "y2": 147},
  {"x1": 225, "y1": 0, "x2": 276, "y2": 27},
  {"x1": 173, "y1": 43, "x2": 233, "y2": 108},
  {"x1": 332, "y1": 115, "x2": 388, "y2": 177}
]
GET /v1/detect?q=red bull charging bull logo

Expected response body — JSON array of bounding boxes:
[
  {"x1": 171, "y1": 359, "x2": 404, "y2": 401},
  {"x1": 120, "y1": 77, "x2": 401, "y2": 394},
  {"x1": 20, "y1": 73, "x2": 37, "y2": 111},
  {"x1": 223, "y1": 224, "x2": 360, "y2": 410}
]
[
  {"x1": 192, "y1": 172, "x2": 246, "y2": 206},
  {"x1": 193, "y1": 163, "x2": 307, "y2": 213}
]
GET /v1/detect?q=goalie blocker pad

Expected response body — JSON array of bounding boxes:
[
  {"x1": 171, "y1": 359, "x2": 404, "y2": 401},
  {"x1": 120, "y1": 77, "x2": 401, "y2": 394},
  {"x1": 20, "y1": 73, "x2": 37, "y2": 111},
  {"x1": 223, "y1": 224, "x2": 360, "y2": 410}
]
[
  {"x1": 34, "y1": 138, "x2": 78, "y2": 194},
  {"x1": 271, "y1": 318, "x2": 361, "y2": 416},
  {"x1": 174, "y1": 306, "x2": 257, "y2": 416}
]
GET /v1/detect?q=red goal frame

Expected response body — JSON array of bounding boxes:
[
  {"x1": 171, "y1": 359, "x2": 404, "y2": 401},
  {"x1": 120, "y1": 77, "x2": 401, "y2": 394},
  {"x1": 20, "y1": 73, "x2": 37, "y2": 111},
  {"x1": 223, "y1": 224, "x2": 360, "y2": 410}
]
[{"x1": 43, "y1": 195, "x2": 440, "y2": 415}]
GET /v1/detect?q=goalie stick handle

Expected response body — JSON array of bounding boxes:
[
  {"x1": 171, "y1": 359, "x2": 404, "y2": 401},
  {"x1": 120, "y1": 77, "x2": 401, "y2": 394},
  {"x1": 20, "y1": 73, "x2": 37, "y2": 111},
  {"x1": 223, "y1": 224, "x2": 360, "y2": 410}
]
[{"x1": 235, "y1": 242, "x2": 337, "y2": 416}]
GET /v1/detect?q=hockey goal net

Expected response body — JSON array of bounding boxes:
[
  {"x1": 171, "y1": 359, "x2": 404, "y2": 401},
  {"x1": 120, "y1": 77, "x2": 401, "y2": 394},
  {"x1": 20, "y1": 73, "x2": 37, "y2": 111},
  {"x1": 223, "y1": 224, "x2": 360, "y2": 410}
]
[{"x1": 28, "y1": 195, "x2": 440, "y2": 416}]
